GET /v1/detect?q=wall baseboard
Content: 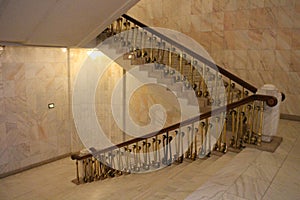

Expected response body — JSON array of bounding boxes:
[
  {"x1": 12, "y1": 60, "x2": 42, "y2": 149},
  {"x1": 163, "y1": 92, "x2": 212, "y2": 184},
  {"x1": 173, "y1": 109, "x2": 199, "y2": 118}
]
[
  {"x1": 280, "y1": 114, "x2": 300, "y2": 121},
  {"x1": 0, "y1": 153, "x2": 72, "y2": 179},
  {"x1": 1, "y1": 113, "x2": 299, "y2": 179}
]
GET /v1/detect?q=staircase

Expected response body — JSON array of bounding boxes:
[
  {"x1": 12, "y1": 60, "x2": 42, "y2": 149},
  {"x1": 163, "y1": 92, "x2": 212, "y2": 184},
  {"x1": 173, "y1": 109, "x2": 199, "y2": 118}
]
[{"x1": 70, "y1": 14, "x2": 282, "y2": 185}]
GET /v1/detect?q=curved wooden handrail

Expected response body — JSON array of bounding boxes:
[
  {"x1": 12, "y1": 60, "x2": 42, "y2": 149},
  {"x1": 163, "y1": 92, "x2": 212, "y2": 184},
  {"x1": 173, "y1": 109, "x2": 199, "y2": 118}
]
[
  {"x1": 121, "y1": 14, "x2": 286, "y2": 101},
  {"x1": 71, "y1": 94, "x2": 277, "y2": 160},
  {"x1": 122, "y1": 14, "x2": 258, "y2": 93}
]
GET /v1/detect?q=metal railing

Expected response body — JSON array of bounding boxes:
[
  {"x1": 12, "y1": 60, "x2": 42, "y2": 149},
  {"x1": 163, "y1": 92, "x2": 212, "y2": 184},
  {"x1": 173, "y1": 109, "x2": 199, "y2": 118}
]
[{"x1": 70, "y1": 15, "x2": 282, "y2": 184}]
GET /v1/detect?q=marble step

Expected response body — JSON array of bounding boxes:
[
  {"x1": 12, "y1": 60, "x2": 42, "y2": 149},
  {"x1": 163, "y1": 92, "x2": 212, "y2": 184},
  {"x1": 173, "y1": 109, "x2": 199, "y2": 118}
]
[
  {"x1": 185, "y1": 148, "x2": 261, "y2": 200},
  {"x1": 133, "y1": 152, "x2": 237, "y2": 199}
]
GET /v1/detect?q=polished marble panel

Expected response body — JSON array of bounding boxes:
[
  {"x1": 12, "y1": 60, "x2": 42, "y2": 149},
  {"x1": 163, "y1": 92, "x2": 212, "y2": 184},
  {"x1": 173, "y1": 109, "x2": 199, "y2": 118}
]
[
  {"x1": 185, "y1": 182, "x2": 228, "y2": 200},
  {"x1": 263, "y1": 181, "x2": 300, "y2": 200},
  {"x1": 0, "y1": 46, "x2": 71, "y2": 175},
  {"x1": 227, "y1": 174, "x2": 270, "y2": 200},
  {"x1": 222, "y1": 193, "x2": 248, "y2": 200}
]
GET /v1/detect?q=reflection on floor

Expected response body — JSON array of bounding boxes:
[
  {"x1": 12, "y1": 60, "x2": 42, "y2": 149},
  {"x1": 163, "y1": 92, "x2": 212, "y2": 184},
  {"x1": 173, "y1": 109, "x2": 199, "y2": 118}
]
[{"x1": 0, "y1": 119, "x2": 299, "y2": 200}]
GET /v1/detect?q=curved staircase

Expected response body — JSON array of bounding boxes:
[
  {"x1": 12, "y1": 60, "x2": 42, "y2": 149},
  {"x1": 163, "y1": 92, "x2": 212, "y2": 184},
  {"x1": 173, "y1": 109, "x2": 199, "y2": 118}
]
[{"x1": 70, "y1": 14, "x2": 283, "y2": 186}]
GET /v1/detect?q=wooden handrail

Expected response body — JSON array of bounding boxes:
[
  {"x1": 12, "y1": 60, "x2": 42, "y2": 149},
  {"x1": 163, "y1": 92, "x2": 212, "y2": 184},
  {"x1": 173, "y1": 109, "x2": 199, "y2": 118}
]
[
  {"x1": 71, "y1": 94, "x2": 277, "y2": 160},
  {"x1": 121, "y1": 14, "x2": 286, "y2": 101},
  {"x1": 122, "y1": 14, "x2": 258, "y2": 93}
]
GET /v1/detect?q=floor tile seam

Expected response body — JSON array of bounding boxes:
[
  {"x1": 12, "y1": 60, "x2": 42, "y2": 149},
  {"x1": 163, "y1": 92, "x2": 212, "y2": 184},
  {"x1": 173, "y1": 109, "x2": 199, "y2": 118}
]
[
  {"x1": 222, "y1": 163, "x2": 253, "y2": 197},
  {"x1": 221, "y1": 192, "x2": 251, "y2": 200},
  {"x1": 260, "y1": 152, "x2": 289, "y2": 199},
  {"x1": 249, "y1": 169, "x2": 280, "y2": 199},
  {"x1": 267, "y1": 180, "x2": 300, "y2": 192},
  {"x1": 223, "y1": 164, "x2": 273, "y2": 200},
  {"x1": 223, "y1": 190, "x2": 252, "y2": 200}
]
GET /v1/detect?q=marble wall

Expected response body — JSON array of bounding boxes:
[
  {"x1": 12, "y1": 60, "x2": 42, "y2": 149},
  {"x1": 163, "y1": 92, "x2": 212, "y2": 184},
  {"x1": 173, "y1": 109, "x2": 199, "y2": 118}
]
[
  {"x1": 70, "y1": 49, "x2": 182, "y2": 147},
  {"x1": 1, "y1": 0, "x2": 298, "y2": 175},
  {"x1": 127, "y1": 0, "x2": 300, "y2": 116},
  {"x1": 0, "y1": 46, "x2": 71, "y2": 175}
]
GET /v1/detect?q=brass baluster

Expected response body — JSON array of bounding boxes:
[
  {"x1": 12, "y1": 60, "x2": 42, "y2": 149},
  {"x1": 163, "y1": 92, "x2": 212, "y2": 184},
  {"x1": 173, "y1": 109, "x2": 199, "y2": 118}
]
[
  {"x1": 168, "y1": 134, "x2": 173, "y2": 166},
  {"x1": 199, "y1": 121, "x2": 206, "y2": 157},
  {"x1": 135, "y1": 28, "x2": 143, "y2": 58},
  {"x1": 160, "y1": 41, "x2": 166, "y2": 64},
  {"x1": 151, "y1": 137, "x2": 156, "y2": 166},
  {"x1": 91, "y1": 157, "x2": 95, "y2": 181},
  {"x1": 193, "y1": 127, "x2": 198, "y2": 160},
  {"x1": 235, "y1": 108, "x2": 241, "y2": 148},
  {"x1": 94, "y1": 159, "x2": 99, "y2": 180},
  {"x1": 143, "y1": 140, "x2": 150, "y2": 170},
  {"x1": 178, "y1": 127, "x2": 182, "y2": 161},
  {"x1": 152, "y1": 36, "x2": 157, "y2": 62},
  {"x1": 88, "y1": 158, "x2": 93, "y2": 182},
  {"x1": 190, "y1": 123, "x2": 195, "y2": 160},
  {"x1": 239, "y1": 111, "x2": 246, "y2": 148},
  {"x1": 124, "y1": 20, "x2": 130, "y2": 47},
  {"x1": 168, "y1": 46, "x2": 172, "y2": 68},
  {"x1": 230, "y1": 110, "x2": 236, "y2": 147},
  {"x1": 99, "y1": 154, "x2": 106, "y2": 179},
  {"x1": 200, "y1": 119, "x2": 209, "y2": 157},
  {"x1": 115, "y1": 150, "x2": 122, "y2": 175},
  {"x1": 246, "y1": 104, "x2": 254, "y2": 144},
  {"x1": 221, "y1": 117, "x2": 228, "y2": 153},
  {"x1": 180, "y1": 131, "x2": 185, "y2": 162},
  {"x1": 231, "y1": 82, "x2": 236, "y2": 103},
  {"x1": 212, "y1": 71, "x2": 217, "y2": 106},
  {"x1": 124, "y1": 146, "x2": 129, "y2": 173},
  {"x1": 157, "y1": 139, "x2": 161, "y2": 167},
  {"x1": 75, "y1": 160, "x2": 80, "y2": 184},
  {"x1": 145, "y1": 34, "x2": 152, "y2": 63},
  {"x1": 207, "y1": 122, "x2": 212, "y2": 156},
  {"x1": 215, "y1": 117, "x2": 221, "y2": 151},
  {"x1": 162, "y1": 135, "x2": 167, "y2": 164},
  {"x1": 227, "y1": 79, "x2": 232, "y2": 103},
  {"x1": 155, "y1": 38, "x2": 162, "y2": 63},
  {"x1": 197, "y1": 75, "x2": 203, "y2": 97},
  {"x1": 152, "y1": 136, "x2": 160, "y2": 168},
  {"x1": 242, "y1": 87, "x2": 245, "y2": 99},
  {"x1": 186, "y1": 126, "x2": 191, "y2": 158},
  {"x1": 179, "y1": 52, "x2": 183, "y2": 79},
  {"x1": 142, "y1": 141, "x2": 147, "y2": 169},
  {"x1": 132, "y1": 144, "x2": 137, "y2": 171},
  {"x1": 82, "y1": 159, "x2": 87, "y2": 182},
  {"x1": 190, "y1": 58, "x2": 194, "y2": 88},
  {"x1": 196, "y1": 64, "x2": 204, "y2": 97},
  {"x1": 175, "y1": 130, "x2": 179, "y2": 162},
  {"x1": 257, "y1": 102, "x2": 264, "y2": 146},
  {"x1": 155, "y1": 135, "x2": 158, "y2": 164},
  {"x1": 116, "y1": 18, "x2": 123, "y2": 40},
  {"x1": 218, "y1": 74, "x2": 224, "y2": 105},
  {"x1": 252, "y1": 104, "x2": 260, "y2": 144},
  {"x1": 203, "y1": 64, "x2": 209, "y2": 98},
  {"x1": 141, "y1": 31, "x2": 147, "y2": 59},
  {"x1": 133, "y1": 26, "x2": 138, "y2": 51},
  {"x1": 147, "y1": 142, "x2": 151, "y2": 167},
  {"x1": 136, "y1": 144, "x2": 141, "y2": 172}
]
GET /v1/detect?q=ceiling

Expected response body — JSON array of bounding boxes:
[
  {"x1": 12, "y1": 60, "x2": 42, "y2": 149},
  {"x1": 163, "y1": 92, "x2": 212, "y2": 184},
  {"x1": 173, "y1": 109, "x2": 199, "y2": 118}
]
[{"x1": 0, "y1": 0, "x2": 139, "y2": 47}]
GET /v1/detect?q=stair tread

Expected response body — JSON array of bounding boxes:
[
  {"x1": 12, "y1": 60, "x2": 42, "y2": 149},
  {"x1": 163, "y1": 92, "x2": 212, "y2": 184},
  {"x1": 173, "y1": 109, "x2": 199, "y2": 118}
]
[{"x1": 132, "y1": 153, "x2": 236, "y2": 199}]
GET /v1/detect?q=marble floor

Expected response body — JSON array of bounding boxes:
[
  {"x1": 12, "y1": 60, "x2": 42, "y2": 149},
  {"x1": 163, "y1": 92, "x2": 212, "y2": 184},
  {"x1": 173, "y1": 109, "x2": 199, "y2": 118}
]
[{"x1": 0, "y1": 119, "x2": 299, "y2": 200}]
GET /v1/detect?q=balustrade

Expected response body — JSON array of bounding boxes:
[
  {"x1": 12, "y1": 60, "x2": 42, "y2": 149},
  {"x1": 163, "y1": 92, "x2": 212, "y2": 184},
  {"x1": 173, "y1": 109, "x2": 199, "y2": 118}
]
[{"x1": 70, "y1": 15, "x2": 282, "y2": 185}]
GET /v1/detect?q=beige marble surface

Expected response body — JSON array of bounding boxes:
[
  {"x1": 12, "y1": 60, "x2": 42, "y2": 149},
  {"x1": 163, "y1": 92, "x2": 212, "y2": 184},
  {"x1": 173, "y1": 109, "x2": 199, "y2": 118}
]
[
  {"x1": 0, "y1": 46, "x2": 71, "y2": 175},
  {"x1": 2, "y1": 0, "x2": 300, "y2": 181}
]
